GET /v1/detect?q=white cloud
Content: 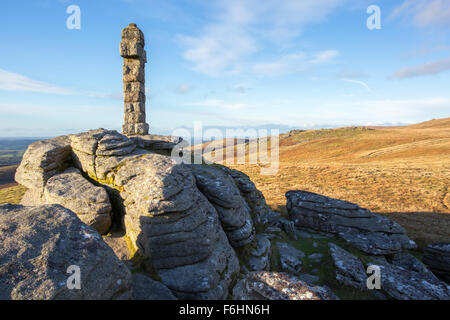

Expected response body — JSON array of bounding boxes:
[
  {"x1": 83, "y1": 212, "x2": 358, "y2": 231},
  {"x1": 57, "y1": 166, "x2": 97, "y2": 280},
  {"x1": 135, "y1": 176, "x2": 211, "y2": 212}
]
[
  {"x1": 318, "y1": 97, "x2": 450, "y2": 123},
  {"x1": 391, "y1": 57, "x2": 450, "y2": 79},
  {"x1": 0, "y1": 69, "x2": 75, "y2": 94},
  {"x1": 0, "y1": 68, "x2": 121, "y2": 99},
  {"x1": 178, "y1": 0, "x2": 345, "y2": 76},
  {"x1": 311, "y1": 50, "x2": 340, "y2": 64},
  {"x1": 178, "y1": 0, "x2": 256, "y2": 76},
  {"x1": 158, "y1": 95, "x2": 449, "y2": 130},
  {"x1": 252, "y1": 50, "x2": 339, "y2": 76},
  {"x1": 391, "y1": 0, "x2": 450, "y2": 27},
  {"x1": 252, "y1": 53, "x2": 307, "y2": 76},
  {"x1": 255, "y1": 0, "x2": 345, "y2": 43}
]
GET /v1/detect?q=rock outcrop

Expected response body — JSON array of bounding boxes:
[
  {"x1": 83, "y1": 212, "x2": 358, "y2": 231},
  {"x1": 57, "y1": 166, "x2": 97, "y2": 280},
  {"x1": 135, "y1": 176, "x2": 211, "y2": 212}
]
[
  {"x1": 219, "y1": 166, "x2": 274, "y2": 224},
  {"x1": 0, "y1": 204, "x2": 131, "y2": 300},
  {"x1": 374, "y1": 263, "x2": 450, "y2": 300},
  {"x1": 328, "y1": 243, "x2": 450, "y2": 300},
  {"x1": 248, "y1": 235, "x2": 272, "y2": 271},
  {"x1": 131, "y1": 274, "x2": 177, "y2": 300},
  {"x1": 130, "y1": 134, "x2": 183, "y2": 152},
  {"x1": 113, "y1": 155, "x2": 241, "y2": 299},
  {"x1": 15, "y1": 135, "x2": 72, "y2": 190},
  {"x1": 329, "y1": 243, "x2": 368, "y2": 290},
  {"x1": 276, "y1": 242, "x2": 304, "y2": 273},
  {"x1": 391, "y1": 252, "x2": 438, "y2": 280},
  {"x1": 70, "y1": 128, "x2": 139, "y2": 180},
  {"x1": 423, "y1": 243, "x2": 450, "y2": 284},
  {"x1": 157, "y1": 230, "x2": 239, "y2": 299},
  {"x1": 43, "y1": 168, "x2": 112, "y2": 234},
  {"x1": 13, "y1": 128, "x2": 278, "y2": 299},
  {"x1": 286, "y1": 190, "x2": 416, "y2": 255},
  {"x1": 16, "y1": 135, "x2": 115, "y2": 234},
  {"x1": 191, "y1": 165, "x2": 255, "y2": 247},
  {"x1": 232, "y1": 271, "x2": 337, "y2": 300}
]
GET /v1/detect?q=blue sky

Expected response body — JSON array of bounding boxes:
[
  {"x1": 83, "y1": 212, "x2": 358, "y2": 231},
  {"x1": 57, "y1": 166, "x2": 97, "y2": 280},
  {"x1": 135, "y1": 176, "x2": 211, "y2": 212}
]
[{"x1": 0, "y1": 0, "x2": 449, "y2": 137}]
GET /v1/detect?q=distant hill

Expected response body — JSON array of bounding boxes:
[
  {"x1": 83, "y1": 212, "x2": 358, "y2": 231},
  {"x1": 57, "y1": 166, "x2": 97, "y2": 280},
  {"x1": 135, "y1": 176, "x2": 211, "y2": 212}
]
[
  {"x1": 0, "y1": 138, "x2": 39, "y2": 167},
  {"x1": 406, "y1": 118, "x2": 450, "y2": 129},
  {"x1": 200, "y1": 117, "x2": 450, "y2": 165}
]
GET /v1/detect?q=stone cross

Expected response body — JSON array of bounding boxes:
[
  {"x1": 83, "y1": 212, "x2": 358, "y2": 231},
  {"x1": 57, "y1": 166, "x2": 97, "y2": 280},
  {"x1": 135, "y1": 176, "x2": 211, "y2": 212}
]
[{"x1": 120, "y1": 23, "x2": 149, "y2": 136}]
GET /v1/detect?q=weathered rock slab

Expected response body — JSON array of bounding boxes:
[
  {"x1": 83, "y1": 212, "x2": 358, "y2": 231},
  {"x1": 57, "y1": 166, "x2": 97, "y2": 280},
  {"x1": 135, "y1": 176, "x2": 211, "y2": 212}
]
[
  {"x1": 248, "y1": 235, "x2": 272, "y2": 271},
  {"x1": 0, "y1": 204, "x2": 132, "y2": 300},
  {"x1": 15, "y1": 135, "x2": 72, "y2": 189},
  {"x1": 329, "y1": 243, "x2": 367, "y2": 290},
  {"x1": 328, "y1": 243, "x2": 450, "y2": 300},
  {"x1": 44, "y1": 168, "x2": 112, "y2": 234},
  {"x1": 232, "y1": 271, "x2": 337, "y2": 300},
  {"x1": 192, "y1": 165, "x2": 255, "y2": 247},
  {"x1": 158, "y1": 230, "x2": 240, "y2": 300},
  {"x1": 70, "y1": 129, "x2": 137, "y2": 178},
  {"x1": 373, "y1": 263, "x2": 450, "y2": 300},
  {"x1": 132, "y1": 274, "x2": 177, "y2": 300},
  {"x1": 391, "y1": 252, "x2": 438, "y2": 281},
  {"x1": 286, "y1": 190, "x2": 416, "y2": 255},
  {"x1": 276, "y1": 242, "x2": 304, "y2": 273},
  {"x1": 130, "y1": 134, "x2": 183, "y2": 152},
  {"x1": 219, "y1": 166, "x2": 273, "y2": 224},
  {"x1": 423, "y1": 243, "x2": 450, "y2": 284}
]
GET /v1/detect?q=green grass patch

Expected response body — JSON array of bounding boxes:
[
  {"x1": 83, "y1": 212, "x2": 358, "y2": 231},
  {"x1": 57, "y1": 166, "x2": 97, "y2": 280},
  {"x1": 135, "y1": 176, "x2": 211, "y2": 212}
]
[{"x1": 267, "y1": 230, "x2": 384, "y2": 300}]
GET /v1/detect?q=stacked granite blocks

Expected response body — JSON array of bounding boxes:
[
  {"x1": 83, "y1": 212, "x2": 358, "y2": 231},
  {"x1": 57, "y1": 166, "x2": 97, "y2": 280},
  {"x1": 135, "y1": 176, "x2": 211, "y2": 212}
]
[{"x1": 120, "y1": 23, "x2": 149, "y2": 136}]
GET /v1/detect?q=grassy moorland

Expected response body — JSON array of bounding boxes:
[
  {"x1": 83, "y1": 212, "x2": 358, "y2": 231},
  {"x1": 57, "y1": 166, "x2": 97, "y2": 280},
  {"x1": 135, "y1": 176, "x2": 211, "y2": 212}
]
[
  {"x1": 0, "y1": 165, "x2": 25, "y2": 204},
  {"x1": 0, "y1": 139, "x2": 37, "y2": 167},
  {"x1": 0, "y1": 184, "x2": 26, "y2": 204},
  {"x1": 0, "y1": 139, "x2": 37, "y2": 204},
  {"x1": 202, "y1": 118, "x2": 450, "y2": 249},
  {"x1": 1, "y1": 120, "x2": 449, "y2": 249}
]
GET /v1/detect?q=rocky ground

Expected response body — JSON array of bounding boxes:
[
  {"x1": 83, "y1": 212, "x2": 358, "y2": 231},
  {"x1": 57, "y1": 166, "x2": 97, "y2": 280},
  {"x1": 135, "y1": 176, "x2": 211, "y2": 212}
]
[{"x1": 1, "y1": 128, "x2": 449, "y2": 300}]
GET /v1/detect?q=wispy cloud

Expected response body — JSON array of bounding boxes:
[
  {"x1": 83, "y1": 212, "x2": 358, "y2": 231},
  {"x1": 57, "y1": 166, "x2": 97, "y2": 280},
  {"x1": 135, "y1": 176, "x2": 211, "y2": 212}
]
[
  {"x1": 252, "y1": 53, "x2": 307, "y2": 76},
  {"x1": 342, "y1": 78, "x2": 372, "y2": 92},
  {"x1": 319, "y1": 97, "x2": 450, "y2": 122},
  {"x1": 178, "y1": 97, "x2": 450, "y2": 127},
  {"x1": 178, "y1": 0, "x2": 256, "y2": 76},
  {"x1": 337, "y1": 70, "x2": 369, "y2": 79},
  {"x1": 0, "y1": 103, "x2": 123, "y2": 137},
  {"x1": 391, "y1": 57, "x2": 450, "y2": 79},
  {"x1": 268, "y1": 97, "x2": 450, "y2": 127},
  {"x1": 178, "y1": 0, "x2": 345, "y2": 76},
  {"x1": 0, "y1": 69, "x2": 75, "y2": 94},
  {"x1": 390, "y1": 0, "x2": 450, "y2": 27},
  {"x1": 0, "y1": 69, "x2": 121, "y2": 99},
  {"x1": 231, "y1": 84, "x2": 250, "y2": 94},
  {"x1": 310, "y1": 50, "x2": 340, "y2": 64},
  {"x1": 174, "y1": 83, "x2": 194, "y2": 94},
  {"x1": 252, "y1": 50, "x2": 339, "y2": 76},
  {"x1": 186, "y1": 99, "x2": 247, "y2": 111}
]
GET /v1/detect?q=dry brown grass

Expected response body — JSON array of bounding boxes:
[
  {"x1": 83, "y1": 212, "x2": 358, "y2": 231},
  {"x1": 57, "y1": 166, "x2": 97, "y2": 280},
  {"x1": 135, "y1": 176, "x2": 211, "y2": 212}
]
[
  {"x1": 207, "y1": 118, "x2": 450, "y2": 248},
  {"x1": 0, "y1": 165, "x2": 17, "y2": 186},
  {"x1": 0, "y1": 184, "x2": 27, "y2": 205}
]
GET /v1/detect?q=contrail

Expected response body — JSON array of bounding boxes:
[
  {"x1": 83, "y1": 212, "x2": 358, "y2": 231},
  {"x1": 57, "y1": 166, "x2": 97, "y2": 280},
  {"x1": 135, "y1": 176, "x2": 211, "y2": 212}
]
[{"x1": 342, "y1": 78, "x2": 372, "y2": 92}]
